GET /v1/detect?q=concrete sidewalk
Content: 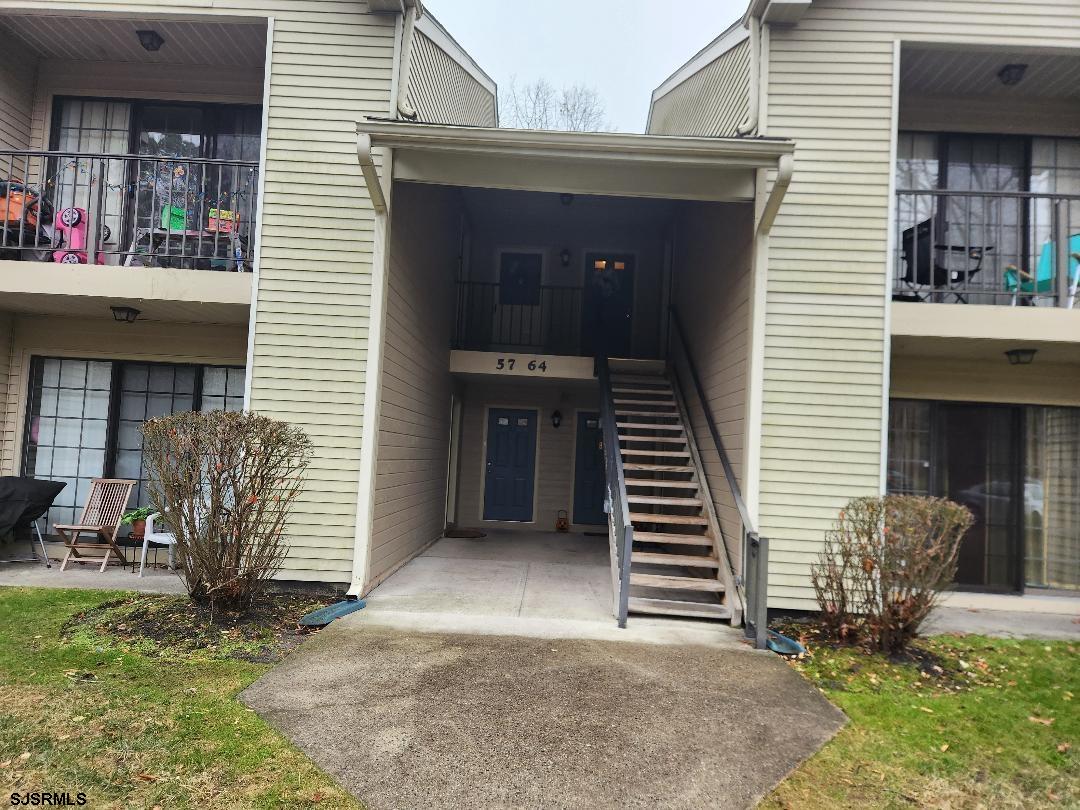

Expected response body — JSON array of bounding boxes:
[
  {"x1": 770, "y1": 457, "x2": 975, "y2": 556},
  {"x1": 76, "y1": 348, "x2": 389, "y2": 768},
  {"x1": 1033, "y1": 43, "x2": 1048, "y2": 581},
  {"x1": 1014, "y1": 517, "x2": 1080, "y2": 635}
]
[
  {"x1": 242, "y1": 622, "x2": 846, "y2": 810},
  {"x1": 925, "y1": 591, "x2": 1080, "y2": 640}
]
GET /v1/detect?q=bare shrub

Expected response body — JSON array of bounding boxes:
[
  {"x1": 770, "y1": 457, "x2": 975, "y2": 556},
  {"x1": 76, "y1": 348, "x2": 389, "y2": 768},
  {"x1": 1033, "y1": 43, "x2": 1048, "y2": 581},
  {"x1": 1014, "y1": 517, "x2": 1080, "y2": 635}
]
[
  {"x1": 811, "y1": 495, "x2": 973, "y2": 654},
  {"x1": 141, "y1": 410, "x2": 312, "y2": 612}
]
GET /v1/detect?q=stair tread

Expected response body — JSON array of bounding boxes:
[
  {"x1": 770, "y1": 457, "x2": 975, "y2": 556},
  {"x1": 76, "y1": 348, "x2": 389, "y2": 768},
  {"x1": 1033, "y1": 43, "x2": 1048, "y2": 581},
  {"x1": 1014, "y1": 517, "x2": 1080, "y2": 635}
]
[
  {"x1": 628, "y1": 597, "x2": 731, "y2": 619},
  {"x1": 630, "y1": 573, "x2": 725, "y2": 592},
  {"x1": 629, "y1": 512, "x2": 708, "y2": 525},
  {"x1": 633, "y1": 531, "x2": 713, "y2": 545},
  {"x1": 613, "y1": 408, "x2": 678, "y2": 421},
  {"x1": 625, "y1": 479, "x2": 700, "y2": 490},
  {"x1": 619, "y1": 435, "x2": 687, "y2": 444},
  {"x1": 627, "y1": 495, "x2": 702, "y2": 506},
  {"x1": 616, "y1": 422, "x2": 685, "y2": 431},
  {"x1": 623, "y1": 463, "x2": 694, "y2": 472},
  {"x1": 613, "y1": 399, "x2": 677, "y2": 407},
  {"x1": 612, "y1": 387, "x2": 673, "y2": 395},
  {"x1": 631, "y1": 551, "x2": 718, "y2": 567},
  {"x1": 621, "y1": 448, "x2": 691, "y2": 457}
]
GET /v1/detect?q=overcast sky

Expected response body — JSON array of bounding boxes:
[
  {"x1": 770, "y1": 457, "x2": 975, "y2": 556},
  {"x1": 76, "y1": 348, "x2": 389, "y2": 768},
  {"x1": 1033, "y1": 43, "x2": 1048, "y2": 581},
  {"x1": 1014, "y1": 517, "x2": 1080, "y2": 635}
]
[{"x1": 422, "y1": 0, "x2": 748, "y2": 133}]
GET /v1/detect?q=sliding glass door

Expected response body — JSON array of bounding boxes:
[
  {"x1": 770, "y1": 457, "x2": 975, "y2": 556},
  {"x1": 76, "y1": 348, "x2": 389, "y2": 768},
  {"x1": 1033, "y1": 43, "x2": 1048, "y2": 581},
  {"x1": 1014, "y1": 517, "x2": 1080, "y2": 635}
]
[{"x1": 887, "y1": 399, "x2": 1079, "y2": 592}]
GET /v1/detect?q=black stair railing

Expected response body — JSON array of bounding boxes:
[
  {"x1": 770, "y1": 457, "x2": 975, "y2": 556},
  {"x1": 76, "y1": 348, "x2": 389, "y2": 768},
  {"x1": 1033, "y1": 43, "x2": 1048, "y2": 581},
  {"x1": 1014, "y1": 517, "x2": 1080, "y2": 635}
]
[
  {"x1": 596, "y1": 355, "x2": 633, "y2": 628},
  {"x1": 668, "y1": 307, "x2": 769, "y2": 650}
]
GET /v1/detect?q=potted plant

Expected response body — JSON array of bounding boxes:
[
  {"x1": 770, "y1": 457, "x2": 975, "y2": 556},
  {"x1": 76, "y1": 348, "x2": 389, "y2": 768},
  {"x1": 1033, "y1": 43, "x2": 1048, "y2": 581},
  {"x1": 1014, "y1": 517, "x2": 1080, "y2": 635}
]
[{"x1": 121, "y1": 506, "x2": 155, "y2": 538}]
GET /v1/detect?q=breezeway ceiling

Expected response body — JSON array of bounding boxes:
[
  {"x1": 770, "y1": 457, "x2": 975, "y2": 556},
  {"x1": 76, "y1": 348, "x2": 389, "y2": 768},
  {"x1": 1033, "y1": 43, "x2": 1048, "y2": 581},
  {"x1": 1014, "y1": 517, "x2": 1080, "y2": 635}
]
[
  {"x1": 901, "y1": 45, "x2": 1080, "y2": 101},
  {"x1": 0, "y1": 14, "x2": 266, "y2": 68}
]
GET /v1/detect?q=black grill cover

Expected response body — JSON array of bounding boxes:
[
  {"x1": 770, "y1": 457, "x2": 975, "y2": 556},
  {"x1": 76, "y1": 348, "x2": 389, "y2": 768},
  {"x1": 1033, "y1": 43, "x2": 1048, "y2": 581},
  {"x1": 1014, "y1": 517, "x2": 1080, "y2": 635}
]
[{"x1": 0, "y1": 477, "x2": 66, "y2": 540}]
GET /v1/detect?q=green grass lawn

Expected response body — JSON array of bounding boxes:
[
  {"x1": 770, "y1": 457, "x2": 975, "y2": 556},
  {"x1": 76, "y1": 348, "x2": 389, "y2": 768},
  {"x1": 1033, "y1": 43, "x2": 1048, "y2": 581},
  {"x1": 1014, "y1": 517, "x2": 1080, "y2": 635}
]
[
  {"x1": 764, "y1": 633, "x2": 1079, "y2": 809},
  {"x1": 0, "y1": 587, "x2": 359, "y2": 809}
]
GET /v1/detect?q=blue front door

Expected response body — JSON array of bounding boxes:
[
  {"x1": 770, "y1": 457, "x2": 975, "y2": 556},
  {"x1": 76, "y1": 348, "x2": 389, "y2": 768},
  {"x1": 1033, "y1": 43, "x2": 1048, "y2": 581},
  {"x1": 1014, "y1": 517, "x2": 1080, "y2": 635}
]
[
  {"x1": 573, "y1": 412, "x2": 606, "y2": 525},
  {"x1": 483, "y1": 408, "x2": 537, "y2": 522}
]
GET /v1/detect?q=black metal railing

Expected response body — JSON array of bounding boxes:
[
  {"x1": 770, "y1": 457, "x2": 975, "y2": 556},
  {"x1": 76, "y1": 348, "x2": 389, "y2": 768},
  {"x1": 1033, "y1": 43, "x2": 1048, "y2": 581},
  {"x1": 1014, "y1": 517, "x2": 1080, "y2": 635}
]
[
  {"x1": 453, "y1": 280, "x2": 583, "y2": 354},
  {"x1": 894, "y1": 189, "x2": 1080, "y2": 307},
  {"x1": 669, "y1": 307, "x2": 766, "y2": 649},
  {"x1": 0, "y1": 149, "x2": 259, "y2": 270},
  {"x1": 596, "y1": 355, "x2": 633, "y2": 628}
]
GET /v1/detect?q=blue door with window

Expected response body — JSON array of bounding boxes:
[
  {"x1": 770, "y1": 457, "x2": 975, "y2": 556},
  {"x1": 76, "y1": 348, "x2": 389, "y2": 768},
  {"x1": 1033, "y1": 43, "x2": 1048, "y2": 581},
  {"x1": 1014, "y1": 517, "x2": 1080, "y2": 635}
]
[
  {"x1": 483, "y1": 408, "x2": 537, "y2": 522},
  {"x1": 574, "y1": 412, "x2": 606, "y2": 525}
]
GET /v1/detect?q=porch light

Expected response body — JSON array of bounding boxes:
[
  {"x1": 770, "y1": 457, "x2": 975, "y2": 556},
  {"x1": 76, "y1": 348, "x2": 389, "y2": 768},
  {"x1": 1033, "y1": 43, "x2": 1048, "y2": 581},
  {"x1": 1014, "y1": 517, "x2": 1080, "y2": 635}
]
[
  {"x1": 559, "y1": 248, "x2": 571, "y2": 267},
  {"x1": 111, "y1": 305, "x2": 141, "y2": 324},
  {"x1": 136, "y1": 29, "x2": 165, "y2": 52},
  {"x1": 1004, "y1": 348, "x2": 1037, "y2": 365},
  {"x1": 997, "y1": 64, "x2": 1027, "y2": 86},
  {"x1": 551, "y1": 410, "x2": 563, "y2": 429}
]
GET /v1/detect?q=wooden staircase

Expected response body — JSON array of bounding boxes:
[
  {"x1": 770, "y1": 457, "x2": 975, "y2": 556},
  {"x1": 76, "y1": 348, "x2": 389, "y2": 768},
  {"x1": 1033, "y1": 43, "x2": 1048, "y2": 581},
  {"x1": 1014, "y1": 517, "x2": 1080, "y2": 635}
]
[{"x1": 610, "y1": 368, "x2": 741, "y2": 624}]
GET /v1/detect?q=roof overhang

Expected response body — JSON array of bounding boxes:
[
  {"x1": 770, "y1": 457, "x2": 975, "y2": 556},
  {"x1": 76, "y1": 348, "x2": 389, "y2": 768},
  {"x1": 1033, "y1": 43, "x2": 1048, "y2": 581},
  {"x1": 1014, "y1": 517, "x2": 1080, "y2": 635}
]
[
  {"x1": 743, "y1": 0, "x2": 813, "y2": 26},
  {"x1": 360, "y1": 120, "x2": 793, "y2": 202}
]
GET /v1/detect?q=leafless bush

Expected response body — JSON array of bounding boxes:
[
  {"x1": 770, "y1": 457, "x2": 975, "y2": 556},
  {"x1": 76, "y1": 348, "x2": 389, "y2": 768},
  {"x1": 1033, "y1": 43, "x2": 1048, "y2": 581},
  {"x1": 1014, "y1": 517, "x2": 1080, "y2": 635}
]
[
  {"x1": 141, "y1": 410, "x2": 312, "y2": 613},
  {"x1": 811, "y1": 495, "x2": 973, "y2": 654}
]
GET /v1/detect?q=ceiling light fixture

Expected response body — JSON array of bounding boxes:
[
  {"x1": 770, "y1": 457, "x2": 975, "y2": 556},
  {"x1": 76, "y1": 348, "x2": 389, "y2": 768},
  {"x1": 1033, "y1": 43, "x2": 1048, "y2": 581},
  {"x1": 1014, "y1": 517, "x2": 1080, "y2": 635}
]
[
  {"x1": 136, "y1": 29, "x2": 165, "y2": 52},
  {"x1": 111, "y1": 305, "x2": 141, "y2": 323},
  {"x1": 997, "y1": 63, "x2": 1027, "y2": 86},
  {"x1": 1004, "y1": 347, "x2": 1037, "y2": 366}
]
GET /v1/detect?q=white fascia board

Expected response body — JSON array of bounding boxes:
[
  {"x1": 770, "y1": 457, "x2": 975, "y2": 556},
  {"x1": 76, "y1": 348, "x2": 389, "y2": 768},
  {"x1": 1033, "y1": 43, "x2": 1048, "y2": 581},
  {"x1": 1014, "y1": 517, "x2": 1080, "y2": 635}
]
[
  {"x1": 651, "y1": 21, "x2": 749, "y2": 106},
  {"x1": 415, "y1": 11, "x2": 497, "y2": 97}
]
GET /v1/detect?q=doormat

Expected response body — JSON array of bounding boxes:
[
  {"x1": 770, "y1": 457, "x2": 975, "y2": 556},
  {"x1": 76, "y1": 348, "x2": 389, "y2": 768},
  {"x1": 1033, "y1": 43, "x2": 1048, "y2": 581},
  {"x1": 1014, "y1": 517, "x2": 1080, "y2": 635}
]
[{"x1": 445, "y1": 528, "x2": 487, "y2": 539}]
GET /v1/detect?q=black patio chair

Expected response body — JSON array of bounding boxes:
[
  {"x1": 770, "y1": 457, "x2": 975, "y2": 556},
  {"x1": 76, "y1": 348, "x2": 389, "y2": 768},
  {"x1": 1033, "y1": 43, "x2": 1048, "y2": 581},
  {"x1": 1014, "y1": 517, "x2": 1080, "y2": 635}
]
[{"x1": 895, "y1": 218, "x2": 992, "y2": 304}]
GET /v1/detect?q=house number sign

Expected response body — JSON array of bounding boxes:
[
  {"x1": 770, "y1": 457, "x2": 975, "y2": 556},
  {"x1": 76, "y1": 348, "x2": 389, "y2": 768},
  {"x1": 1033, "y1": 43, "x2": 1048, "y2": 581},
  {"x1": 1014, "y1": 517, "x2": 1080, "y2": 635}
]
[{"x1": 494, "y1": 357, "x2": 548, "y2": 373}]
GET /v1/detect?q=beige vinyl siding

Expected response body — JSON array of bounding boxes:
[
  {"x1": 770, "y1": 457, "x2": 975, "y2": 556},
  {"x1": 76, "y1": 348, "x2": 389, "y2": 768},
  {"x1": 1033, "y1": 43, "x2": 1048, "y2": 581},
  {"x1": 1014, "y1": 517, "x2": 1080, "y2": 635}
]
[
  {"x1": 671, "y1": 202, "x2": 754, "y2": 572},
  {"x1": 648, "y1": 39, "x2": 749, "y2": 137},
  {"x1": 0, "y1": 0, "x2": 402, "y2": 582},
  {"x1": 455, "y1": 381, "x2": 600, "y2": 532},
  {"x1": 759, "y1": 0, "x2": 1080, "y2": 608},
  {"x1": 891, "y1": 354, "x2": 1080, "y2": 408},
  {"x1": 367, "y1": 182, "x2": 459, "y2": 586},
  {"x1": 0, "y1": 30, "x2": 36, "y2": 150},
  {"x1": 0, "y1": 314, "x2": 247, "y2": 478},
  {"x1": 408, "y1": 30, "x2": 496, "y2": 126},
  {"x1": 900, "y1": 94, "x2": 1080, "y2": 138}
]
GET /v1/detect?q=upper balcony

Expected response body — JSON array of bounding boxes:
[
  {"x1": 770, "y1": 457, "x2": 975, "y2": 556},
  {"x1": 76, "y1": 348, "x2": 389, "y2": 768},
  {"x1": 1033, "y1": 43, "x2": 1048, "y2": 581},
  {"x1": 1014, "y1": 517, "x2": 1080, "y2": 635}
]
[
  {"x1": 892, "y1": 44, "x2": 1080, "y2": 313},
  {"x1": 0, "y1": 12, "x2": 266, "y2": 315}
]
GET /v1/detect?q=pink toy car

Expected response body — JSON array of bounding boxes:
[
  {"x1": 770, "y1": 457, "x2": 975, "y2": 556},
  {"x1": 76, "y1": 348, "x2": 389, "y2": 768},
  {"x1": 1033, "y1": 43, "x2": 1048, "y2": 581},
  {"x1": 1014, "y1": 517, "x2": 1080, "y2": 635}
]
[{"x1": 53, "y1": 207, "x2": 109, "y2": 264}]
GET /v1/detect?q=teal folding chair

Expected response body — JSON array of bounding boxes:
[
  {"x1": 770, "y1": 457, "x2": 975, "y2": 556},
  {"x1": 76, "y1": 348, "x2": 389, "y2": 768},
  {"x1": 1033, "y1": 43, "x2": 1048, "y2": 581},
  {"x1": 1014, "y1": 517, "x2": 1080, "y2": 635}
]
[{"x1": 1005, "y1": 234, "x2": 1080, "y2": 308}]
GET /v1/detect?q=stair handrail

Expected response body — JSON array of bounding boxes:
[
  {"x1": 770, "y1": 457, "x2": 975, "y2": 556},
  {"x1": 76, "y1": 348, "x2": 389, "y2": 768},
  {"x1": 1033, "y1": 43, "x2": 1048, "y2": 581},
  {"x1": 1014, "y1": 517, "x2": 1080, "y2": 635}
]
[
  {"x1": 596, "y1": 355, "x2": 633, "y2": 628},
  {"x1": 667, "y1": 307, "x2": 768, "y2": 650}
]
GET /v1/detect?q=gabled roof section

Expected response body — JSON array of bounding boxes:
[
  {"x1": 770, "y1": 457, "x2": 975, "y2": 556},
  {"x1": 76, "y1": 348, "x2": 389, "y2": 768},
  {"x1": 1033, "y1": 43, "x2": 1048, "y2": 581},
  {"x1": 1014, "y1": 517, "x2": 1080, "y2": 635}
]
[
  {"x1": 650, "y1": 19, "x2": 748, "y2": 107},
  {"x1": 415, "y1": 10, "x2": 496, "y2": 97}
]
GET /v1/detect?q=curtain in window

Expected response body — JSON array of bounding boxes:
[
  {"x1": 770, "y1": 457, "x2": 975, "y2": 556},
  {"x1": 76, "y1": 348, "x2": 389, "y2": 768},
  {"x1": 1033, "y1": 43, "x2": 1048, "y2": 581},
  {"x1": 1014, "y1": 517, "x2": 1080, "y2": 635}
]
[
  {"x1": 1024, "y1": 407, "x2": 1080, "y2": 590},
  {"x1": 886, "y1": 400, "x2": 932, "y2": 496}
]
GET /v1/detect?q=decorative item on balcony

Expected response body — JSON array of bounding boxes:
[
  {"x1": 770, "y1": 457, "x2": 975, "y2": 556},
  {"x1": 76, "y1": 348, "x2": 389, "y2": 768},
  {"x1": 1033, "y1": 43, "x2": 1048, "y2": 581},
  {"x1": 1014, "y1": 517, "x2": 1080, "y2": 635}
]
[
  {"x1": 136, "y1": 29, "x2": 166, "y2": 52},
  {"x1": 1004, "y1": 348, "x2": 1037, "y2": 366},
  {"x1": 111, "y1": 305, "x2": 141, "y2": 324},
  {"x1": 551, "y1": 409, "x2": 563, "y2": 428}
]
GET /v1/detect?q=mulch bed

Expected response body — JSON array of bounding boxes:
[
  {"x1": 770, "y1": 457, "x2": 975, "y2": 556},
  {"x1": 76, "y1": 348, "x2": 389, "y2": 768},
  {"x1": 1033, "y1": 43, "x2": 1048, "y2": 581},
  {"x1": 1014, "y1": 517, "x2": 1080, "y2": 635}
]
[{"x1": 62, "y1": 590, "x2": 340, "y2": 663}]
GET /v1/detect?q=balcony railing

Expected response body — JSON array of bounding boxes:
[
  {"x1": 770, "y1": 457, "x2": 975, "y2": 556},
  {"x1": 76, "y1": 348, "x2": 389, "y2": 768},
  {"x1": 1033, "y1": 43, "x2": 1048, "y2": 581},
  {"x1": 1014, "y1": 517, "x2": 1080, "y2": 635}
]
[
  {"x1": 453, "y1": 280, "x2": 584, "y2": 354},
  {"x1": 0, "y1": 150, "x2": 258, "y2": 270},
  {"x1": 894, "y1": 189, "x2": 1079, "y2": 308}
]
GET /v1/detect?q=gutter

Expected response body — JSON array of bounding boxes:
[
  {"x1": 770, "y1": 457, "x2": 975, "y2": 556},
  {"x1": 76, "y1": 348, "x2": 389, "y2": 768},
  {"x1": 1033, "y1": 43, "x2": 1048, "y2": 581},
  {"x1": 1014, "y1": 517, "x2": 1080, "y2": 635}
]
[
  {"x1": 735, "y1": 15, "x2": 761, "y2": 136},
  {"x1": 756, "y1": 152, "x2": 793, "y2": 236},
  {"x1": 356, "y1": 132, "x2": 387, "y2": 214},
  {"x1": 396, "y1": 0, "x2": 423, "y2": 120}
]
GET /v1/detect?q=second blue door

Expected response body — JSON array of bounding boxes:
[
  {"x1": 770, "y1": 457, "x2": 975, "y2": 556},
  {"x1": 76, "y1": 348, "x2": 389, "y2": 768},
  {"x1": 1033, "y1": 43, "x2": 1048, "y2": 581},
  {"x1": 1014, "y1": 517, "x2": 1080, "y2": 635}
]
[{"x1": 483, "y1": 408, "x2": 537, "y2": 522}]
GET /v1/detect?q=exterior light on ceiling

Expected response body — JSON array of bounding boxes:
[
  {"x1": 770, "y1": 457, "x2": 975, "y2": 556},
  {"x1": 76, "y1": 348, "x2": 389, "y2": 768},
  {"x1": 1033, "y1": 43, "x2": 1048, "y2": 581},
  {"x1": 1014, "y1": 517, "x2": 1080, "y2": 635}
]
[
  {"x1": 551, "y1": 410, "x2": 563, "y2": 429},
  {"x1": 1004, "y1": 348, "x2": 1037, "y2": 366},
  {"x1": 136, "y1": 29, "x2": 165, "y2": 52},
  {"x1": 559, "y1": 248, "x2": 571, "y2": 267},
  {"x1": 111, "y1": 305, "x2": 141, "y2": 323},
  {"x1": 997, "y1": 63, "x2": 1027, "y2": 86}
]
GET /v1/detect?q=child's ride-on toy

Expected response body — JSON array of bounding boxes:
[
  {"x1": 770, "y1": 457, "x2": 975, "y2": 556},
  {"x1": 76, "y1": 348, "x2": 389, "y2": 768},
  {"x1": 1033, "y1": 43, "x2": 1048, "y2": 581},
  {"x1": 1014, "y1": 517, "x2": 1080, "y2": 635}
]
[{"x1": 52, "y1": 207, "x2": 109, "y2": 265}]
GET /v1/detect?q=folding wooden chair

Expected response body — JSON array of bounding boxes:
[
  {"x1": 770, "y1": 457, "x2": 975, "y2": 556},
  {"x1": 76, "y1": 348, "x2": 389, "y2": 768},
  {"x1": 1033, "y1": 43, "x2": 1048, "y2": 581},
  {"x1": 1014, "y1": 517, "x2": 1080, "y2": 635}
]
[{"x1": 55, "y1": 478, "x2": 135, "y2": 572}]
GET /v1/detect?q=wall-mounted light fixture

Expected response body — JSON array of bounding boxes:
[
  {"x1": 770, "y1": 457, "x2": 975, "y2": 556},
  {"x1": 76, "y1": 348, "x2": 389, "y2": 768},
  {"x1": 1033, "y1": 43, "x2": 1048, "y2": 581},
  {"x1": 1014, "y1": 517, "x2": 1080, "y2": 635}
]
[
  {"x1": 551, "y1": 410, "x2": 563, "y2": 429},
  {"x1": 997, "y1": 63, "x2": 1027, "y2": 86},
  {"x1": 136, "y1": 29, "x2": 165, "y2": 52},
  {"x1": 111, "y1": 305, "x2": 141, "y2": 323},
  {"x1": 1004, "y1": 347, "x2": 1037, "y2": 365},
  {"x1": 559, "y1": 248, "x2": 571, "y2": 267}
]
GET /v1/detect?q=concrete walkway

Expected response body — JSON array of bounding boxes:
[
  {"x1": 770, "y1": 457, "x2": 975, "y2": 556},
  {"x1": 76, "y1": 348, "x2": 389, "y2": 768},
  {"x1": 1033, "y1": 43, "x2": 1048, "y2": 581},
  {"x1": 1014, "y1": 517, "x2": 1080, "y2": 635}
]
[
  {"x1": 242, "y1": 622, "x2": 846, "y2": 810},
  {"x1": 0, "y1": 554, "x2": 185, "y2": 594},
  {"x1": 925, "y1": 591, "x2": 1080, "y2": 640}
]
